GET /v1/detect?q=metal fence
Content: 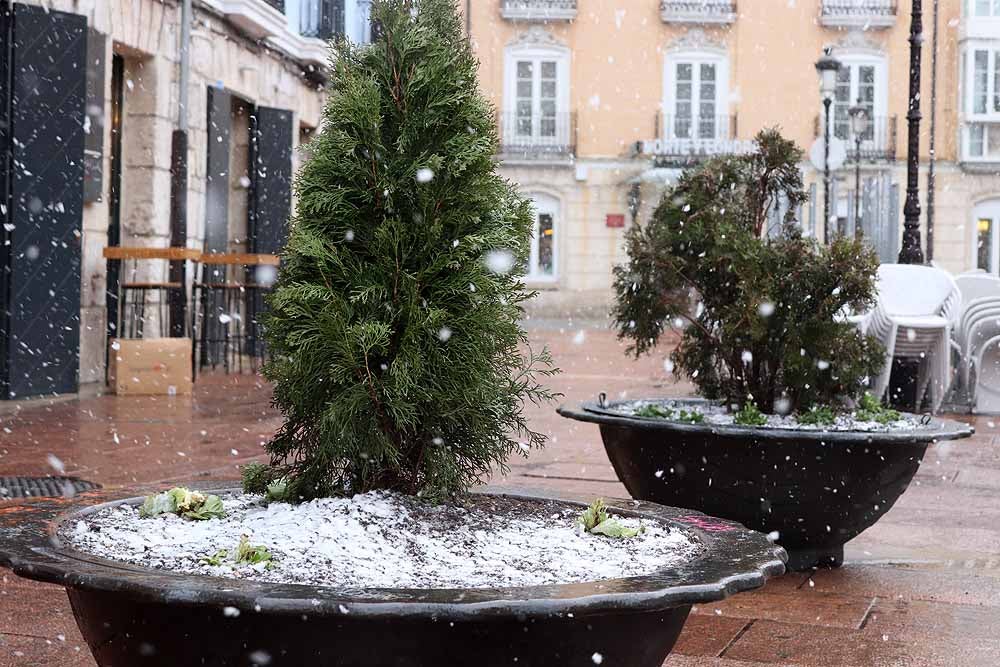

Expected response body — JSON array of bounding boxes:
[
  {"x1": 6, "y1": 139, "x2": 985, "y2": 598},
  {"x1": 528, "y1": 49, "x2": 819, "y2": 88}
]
[
  {"x1": 497, "y1": 112, "x2": 577, "y2": 159},
  {"x1": 300, "y1": 0, "x2": 345, "y2": 40}
]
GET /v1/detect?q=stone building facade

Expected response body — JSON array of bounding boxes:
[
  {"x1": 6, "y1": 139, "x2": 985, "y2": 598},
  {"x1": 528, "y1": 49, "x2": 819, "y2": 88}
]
[
  {"x1": 468, "y1": 0, "x2": 1000, "y2": 316},
  {"x1": 1, "y1": 0, "x2": 375, "y2": 395}
]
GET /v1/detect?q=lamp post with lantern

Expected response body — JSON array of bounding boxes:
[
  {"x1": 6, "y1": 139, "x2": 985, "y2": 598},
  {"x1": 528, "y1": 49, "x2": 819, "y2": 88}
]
[
  {"x1": 848, "y1": 101, "x2": 871, "y2": 239},
  {"x1": 815, "y1": 49, "x2": 842, "y2": 243}
]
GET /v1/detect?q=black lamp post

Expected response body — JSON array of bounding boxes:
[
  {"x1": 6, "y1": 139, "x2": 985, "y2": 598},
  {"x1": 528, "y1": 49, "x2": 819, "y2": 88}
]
[
  {"x1": 899, "y1": 0, "x2": 925, "y2": 265},
  {"x1": 890, "y1": 0, "x2": 926, "y2": 410},
  {"x1": 848, "y1": 100, "x2": 870, "y2": 239},
  {"x1": 815, "y1": 49, "x2": 842, "y2": 243}
]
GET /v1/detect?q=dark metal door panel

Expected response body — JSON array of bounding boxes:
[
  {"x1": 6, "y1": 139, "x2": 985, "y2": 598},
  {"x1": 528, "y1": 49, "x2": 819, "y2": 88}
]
[
  {"x1": 0, "y1": 3, "x2": 86, "y2": 399},
  {"x1": 204, "y1": 86, "x2": 231, "y2": 254},
  {"x1": 247, "y1": 106, "x2": 293, "y2": 357},
  {"x1": 250, "y1": 106, "x2": 293, "y2": 256}
]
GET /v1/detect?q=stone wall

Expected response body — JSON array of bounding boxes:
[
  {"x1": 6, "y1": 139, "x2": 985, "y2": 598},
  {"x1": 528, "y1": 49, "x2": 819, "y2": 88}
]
[{"x1": 25, "y1": 0, "x2": 325, "y2": 386}]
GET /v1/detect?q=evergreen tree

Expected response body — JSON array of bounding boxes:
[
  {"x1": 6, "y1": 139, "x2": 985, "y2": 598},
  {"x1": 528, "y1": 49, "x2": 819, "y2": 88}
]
[{"x1": 245, "y1": 0, "x2": 557, "y2": 501}]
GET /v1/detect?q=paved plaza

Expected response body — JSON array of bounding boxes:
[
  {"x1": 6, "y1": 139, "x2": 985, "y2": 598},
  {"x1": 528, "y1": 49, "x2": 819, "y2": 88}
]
[{"x1": 1, "y1": 324, "x2": 998, "y2": 666}]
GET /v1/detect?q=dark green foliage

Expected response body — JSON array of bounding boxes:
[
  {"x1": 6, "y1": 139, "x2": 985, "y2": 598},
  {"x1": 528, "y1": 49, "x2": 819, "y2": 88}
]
[
  {"x1": 632, "y1": 404, "x2": 704, "y2": 423},
  {"x1": 797, "y1": 405, "x2": 837, "y2": 426},
  {"x1": 613, "y1": 129, "x2": 884, "y2": 415},
  {"x1": 733, "y1": 402, "x2": 768, "y2": 427},
  {"x1": 632, "y1": 404, "x2": 673, "y2": 419},
  {"x1": 854, "y1": 392, "x2": 901, "y2": 424},
  {"x1": 254, "y1": 0, "x2": 556, "y2": 501}
]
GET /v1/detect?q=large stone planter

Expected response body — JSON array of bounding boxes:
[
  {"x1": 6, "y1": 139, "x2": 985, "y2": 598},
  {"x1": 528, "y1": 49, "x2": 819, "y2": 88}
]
[
  {"x1": 0, "y1": 486, "x2": 784, "y2": 667},
  {"x1": 559, "y1": 398, "x2": 974, "y2": 571}
]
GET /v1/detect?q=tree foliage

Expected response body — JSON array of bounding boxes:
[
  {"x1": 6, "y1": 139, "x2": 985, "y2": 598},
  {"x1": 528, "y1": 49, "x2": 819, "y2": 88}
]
[
  {"x1": 250, "y1": 0, "x2": 557, "y2": 501},
  {"x1": 612, "y1": 129, "x2": 883, "y2": 414}
]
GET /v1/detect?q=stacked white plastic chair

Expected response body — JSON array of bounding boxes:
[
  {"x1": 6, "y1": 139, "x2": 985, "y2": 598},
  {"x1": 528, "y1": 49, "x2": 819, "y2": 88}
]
[
  {"x1": 953, "y1": 272, "x2": 1000, "y2": 412},
  {"x1": 864, "y1": 264, "x2": 961, "y2": 413}
]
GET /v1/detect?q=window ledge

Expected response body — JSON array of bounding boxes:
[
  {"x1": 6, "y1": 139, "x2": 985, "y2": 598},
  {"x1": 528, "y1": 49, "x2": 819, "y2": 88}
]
[
  {"x1": 960, "y1": 160, "x2": 1000, "y2": 173},
  {"x1": 500, "y1": 1, "x2": 577, "y2": 21},
  {"x1": 818, "y1": 14, "x2": 896, "y2": 29},
  {"x1": 203, "y1": 0, "x2": 287, "y2": 39},
  {"x1": 268, "y1": 29, "x2": 330, "y2": 68}
]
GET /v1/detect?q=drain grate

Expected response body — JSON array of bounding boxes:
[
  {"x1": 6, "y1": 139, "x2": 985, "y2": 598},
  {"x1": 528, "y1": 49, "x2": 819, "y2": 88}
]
[{"x1": 0, "y1": 476, "x2": 101, "y2": 499}]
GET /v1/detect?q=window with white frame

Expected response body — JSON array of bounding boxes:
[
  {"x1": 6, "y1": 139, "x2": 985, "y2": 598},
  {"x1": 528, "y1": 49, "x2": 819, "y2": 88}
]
[
  {"x1": 831, "y1": 55, "x2": 887, "y2": 146},
  {"x1": 525, "y1": 193, "x2": 559, "y2": 280},
  {"x1": 961, "y1": 43, "x2": 1000, "y2": 161},
  {"x1": 503, "y1": 42, "x2": 570, "y2": 150},
  {"x1": 969, "y1": 0, "x2": 1000, "y2": 17},
  {"x1": 662, "y1": 50, "x2": 729, "y2": 141},
  {"x1": 974, "y1": 199, "x2": 1000, "y2": 273}
]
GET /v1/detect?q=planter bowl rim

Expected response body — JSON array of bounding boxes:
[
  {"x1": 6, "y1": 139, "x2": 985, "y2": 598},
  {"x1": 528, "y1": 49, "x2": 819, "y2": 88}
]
[
  {"x1": 558, "y1": 397, "x2": 975, "y2": 443},
  {"x1": 0, "y1": 486, "x2": 784, "y2": 619}
]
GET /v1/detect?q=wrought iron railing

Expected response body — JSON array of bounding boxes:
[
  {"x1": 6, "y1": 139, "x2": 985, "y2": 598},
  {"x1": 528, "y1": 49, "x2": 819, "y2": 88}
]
[
  {"x1": 820, "y1": 0, "x2": 896, "y2": 26},
  {"x1": 814, "y1": 114, "x2": 897, "y2": 162},
  {"x1": 659, "y1": 0, "x2": 737, "y2": 23},
  {"x1": 500, "y1": 0, "x2": 578, "y2": 20},
  {"x1": 497, "y1": 112, "x2": 577, "y2": 159},
  {"x1": 300, "y1": 0, "x2": 345, "y2": 40}
]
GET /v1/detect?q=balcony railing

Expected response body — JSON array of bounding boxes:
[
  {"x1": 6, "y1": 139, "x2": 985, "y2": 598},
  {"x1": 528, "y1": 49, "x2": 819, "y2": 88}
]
[
  {"x1": 660, "y1": 0, "x2": 737, "y2": 24},
  {"x1": 263, "y1": 0, "x2": 285, "y2": 11},
  {"x1": 497, "y1": 112, "x2": 577, "y2": 160},
  {"x1": 638, "y1": 113, "x2": 754, "y2": 166},
  {"x1": 300, "y1": 0, "x2": 345, "y2": 40},
  {"x1": 813, "y1": 114, "x2": 897, "y2": 162},
  {"x1": 819, "y1": 0, "x2": 897, "y2": 28},
  {"x1": 500, "y1": 0, "x2": 577, "y2": 21}
]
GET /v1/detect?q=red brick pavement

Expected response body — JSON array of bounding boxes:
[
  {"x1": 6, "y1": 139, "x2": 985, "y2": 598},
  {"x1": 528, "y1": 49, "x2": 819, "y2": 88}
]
[{"x1": 1, "y1": 325, "x2": 998, "y2": 666}]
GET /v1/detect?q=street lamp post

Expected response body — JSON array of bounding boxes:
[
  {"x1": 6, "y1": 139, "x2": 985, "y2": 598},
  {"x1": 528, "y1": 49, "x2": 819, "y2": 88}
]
[
  {"x1": 848, "y1": 101, "x2": 870, "y2": 239},
  {"x1": 891, "y1": 0, "x2": 926, "y2": 410},
  {"x1": 899, "y1": 0, "x2": 925, "y2": 264},
  {"x1": 815, "y1": 49, "x2": 842, "y2": 243}
]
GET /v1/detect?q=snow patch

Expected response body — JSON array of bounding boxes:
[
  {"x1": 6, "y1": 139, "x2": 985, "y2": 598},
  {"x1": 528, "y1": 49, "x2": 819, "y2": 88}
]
[{"x1": 64, "y1": 492, "x2": 700, "y2": 590}]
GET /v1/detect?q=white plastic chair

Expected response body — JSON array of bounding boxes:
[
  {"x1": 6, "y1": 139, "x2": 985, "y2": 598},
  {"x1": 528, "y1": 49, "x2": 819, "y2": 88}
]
[
  {"x1": 865, "y1": 264, "x2": 960, "y2": 413},
  {"x1": 952, "y1": 274, "x2": 1000, "y2": 407}
]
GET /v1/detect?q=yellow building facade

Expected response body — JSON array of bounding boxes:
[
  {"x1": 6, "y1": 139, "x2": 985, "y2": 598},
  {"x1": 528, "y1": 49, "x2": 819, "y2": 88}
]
[{"x1": 466, "y1": 0, "x2": 1000, "y2": 315}]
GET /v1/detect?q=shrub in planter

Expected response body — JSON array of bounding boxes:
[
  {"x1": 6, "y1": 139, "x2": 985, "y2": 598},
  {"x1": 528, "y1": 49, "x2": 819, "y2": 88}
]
[
  {"x1": 559, "y1": 130, "x2": 974, "y2": 570},
  {"x1": 613, "y1": 129, "x2": 884, "y2": 416},
  {"x1": 0, "y1": 3, "x2": 784, "y2": 665}
]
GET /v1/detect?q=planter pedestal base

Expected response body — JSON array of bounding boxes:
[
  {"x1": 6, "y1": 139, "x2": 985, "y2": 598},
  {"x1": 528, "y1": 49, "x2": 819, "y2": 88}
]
[
  {"x1": 785, "y1": 545, "x2": 844, "y2": 571},
  {"x1": 68, "y1": 588, "x2": 691, "y2": 667}
]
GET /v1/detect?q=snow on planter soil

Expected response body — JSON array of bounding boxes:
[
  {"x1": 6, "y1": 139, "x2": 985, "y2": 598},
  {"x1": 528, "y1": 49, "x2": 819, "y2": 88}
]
[
  {"x1": 620, "y1": 400, "x2": 923, "y2": 432},
  {"x1": 63, "y1": 492, "x2": 700, "y2": 589}
]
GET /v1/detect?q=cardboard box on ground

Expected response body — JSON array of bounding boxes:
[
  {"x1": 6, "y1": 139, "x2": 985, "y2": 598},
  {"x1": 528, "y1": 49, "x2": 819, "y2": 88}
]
[{"x1": 108, "y1": 339, "x2": 193, "y2": 396}]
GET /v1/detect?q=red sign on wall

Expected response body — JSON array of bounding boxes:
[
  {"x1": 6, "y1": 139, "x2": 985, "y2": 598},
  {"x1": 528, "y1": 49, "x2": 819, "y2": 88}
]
[{"x1": 606, "y1": 214, "x2": 626, "y2": 228}]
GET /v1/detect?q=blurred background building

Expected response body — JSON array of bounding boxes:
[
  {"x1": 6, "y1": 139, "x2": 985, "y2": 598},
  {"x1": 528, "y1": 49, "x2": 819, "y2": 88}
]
[
  {"x1": 0, "y1": 0, "x2": 371, "y2": 398},
  {"x1": 468, "y1": 0, "x2": 1000, "y2": 316},
  {"x1": 1, "y1": 0, "x2": 998, "y2": 397}
]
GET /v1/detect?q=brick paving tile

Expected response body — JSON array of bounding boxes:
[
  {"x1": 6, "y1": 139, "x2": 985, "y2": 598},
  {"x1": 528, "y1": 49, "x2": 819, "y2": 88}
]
[
  {"x1": 0, "y1": 326, "x2": 998, "y2": 666},
  {"x1": 691, "y1": 590, "x2": 876, "y2": 630},
  {"x1": 722, "y1": 619, "x2": 1000, "y2": 667},
  {"x1": 672, "y1": 615, "x2": 750, "y2": 657}
]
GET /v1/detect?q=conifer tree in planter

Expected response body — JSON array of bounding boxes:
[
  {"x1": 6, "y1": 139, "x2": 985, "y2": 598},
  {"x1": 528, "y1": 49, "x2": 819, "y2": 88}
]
[
  {"x1": 0, "y1": 3, "x2": 786, "y2": 665},
  {"x1": 559, "y1": 130, "x2": 974, "y2": 570}
]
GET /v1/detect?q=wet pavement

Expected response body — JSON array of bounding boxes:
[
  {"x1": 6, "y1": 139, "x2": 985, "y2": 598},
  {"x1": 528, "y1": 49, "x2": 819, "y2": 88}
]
[{"x1": 1, "y1": 323, "x2": 998, "y2": 666}]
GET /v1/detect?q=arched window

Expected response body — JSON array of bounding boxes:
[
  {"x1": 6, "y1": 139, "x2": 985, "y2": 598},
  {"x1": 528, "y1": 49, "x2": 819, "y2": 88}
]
[
  {"x1": 503, "y1": 31, "x2": 571, "y2": 153},
  {"x1": 974, "y1": 199, "x2": 1000, "y2": 273},
  {"x1": 829, "y1": 51, "x2": 888, "y2": 149},
  {"x1": 662, "y1": 47, "x2": 729, "y2": 141},
  {"x1": 525, "y1": 192, "x2": 559, "y2": 281}
]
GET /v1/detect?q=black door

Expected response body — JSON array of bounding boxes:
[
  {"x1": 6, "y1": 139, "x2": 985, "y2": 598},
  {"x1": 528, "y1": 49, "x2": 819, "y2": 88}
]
[
  {"x1": 105, "y1": 54, "x2": 124, "y2": 375},
  {"x1": 0, "y1": 3, "x2": 86, "y2": 399},
  {"x1": 250, "y1": 106, "x2": 293, "y2": 256},
  {"x1": 247, "y1": 106, "x2": 293, "y2": 356}
]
